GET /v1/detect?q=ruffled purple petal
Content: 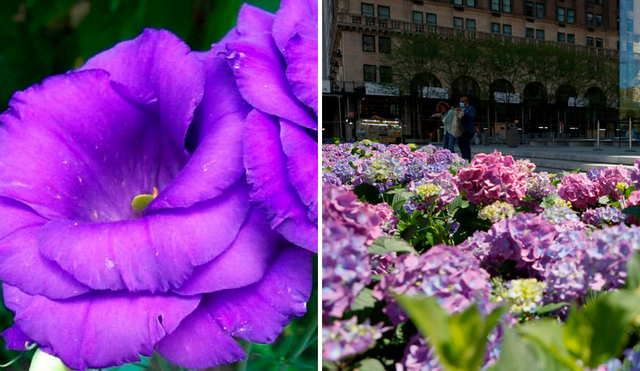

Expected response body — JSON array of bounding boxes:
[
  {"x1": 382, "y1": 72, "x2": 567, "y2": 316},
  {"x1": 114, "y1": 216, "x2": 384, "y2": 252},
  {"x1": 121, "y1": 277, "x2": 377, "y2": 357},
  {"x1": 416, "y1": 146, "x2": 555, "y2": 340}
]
[
  {"x1": 272, "y1": 0, "x2": 318, "y2": 51},
  {"x1": 176, "y1": 208, "x2": 281, "y2": 295},
  {"x1": 3, "y1": 284, "x2": 200, "y2": 371},
  {"x1": 280, "y1": 119, "x2": 318, "y2": 222},
  {"x1": 284, "y1": 24, "x2": 318, "y2": 114},
  {"x1": 155, "y1": 307, "x2": 245, "y2": 369},
  {"x1": 0, "y1": 70, "x2": 188, "y2": 222},
  {"x1": 244, "y1": 110, "x2": 317, "y2": 253},
  {"x1": 0, "y1": 197, "x2": 90, "y2": 299},
  {"x1": 226, "y1": 6, "x2": 316, "y2": 130},
  {"x1": 38, "y1": 183, "x2": 250, "y2": 293},
  {"x1": 205, "y1": 245, "x2": 312, "y2": 343},
  {"x1": 1, "y1": 325, "x2": 32, "y2": 351},
  {"x1": 149, "y1": 55, "x2": 251, "y2": 211},
  {"x1": 81, "y1": 29, "x2": 204, "y2": 190}
]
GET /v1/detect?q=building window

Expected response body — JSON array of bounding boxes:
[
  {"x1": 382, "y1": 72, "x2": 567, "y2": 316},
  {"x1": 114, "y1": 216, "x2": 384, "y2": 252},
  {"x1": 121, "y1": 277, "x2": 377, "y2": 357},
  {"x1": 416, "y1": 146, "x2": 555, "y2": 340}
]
[
  {"x1": 364, "y1": 65, "x2": 377, "y2": 82},
  {"x1": 568, "y1": 34, "x2": 575, "y2": 44},
  {"x1": 491, "y1": 23, "x2": 501, "y2": 33},
  {"x1": 454, "y1": 0, "x2": 463, "y2": 4},
  {"x1": 378, "y1": 6, "x2": 390, "y2": 19},
  {"x1": 379, "y1": 37, "x2": 391, "y2": 53},
  {"x1": 536, "y1": 29, "x2": 544, "y2": 39},
  {"x1": 380, "y1": 66, "x2": 392, "y2": 83},
  {"x1": 361, "y1": 3, "x2": 374, "y2": 16},
  {"x1": 363, "y1": 35, "x2": 376, "y2": 52},
  {"x1": 628, "y1": 42, "x2": 634, "y2": 52},
  {"x1": 586, "y1": 13, "x2": 594, "y2": 27},
  {"x1": 526, "y1": 27, "x2": 534, "y2": 38},
  {"x1": 536, "y1": 4, "x2": 544, "y2": 18},
  {"x1": 525, "y1": 2, "x2": 534, "y2": 17},
  {"x1": 502, "y1": 0, "x2": 511, "y2": 13},
  {"x1": 427, "y1": 13, "x2": 437, "y2": 25},
  {"x1": 595, "y1": 38, "x2": 603, "y2": 48},
  {"x1": 587, "y1": 37, "x2": 594, "y2": 46},
  {"x1": 567, "y1": 9, "x2": 575, "y2": 24},
  {"x1": 466, "y1": 19, "x2": 476, "y2": 30},
  {"x1": 558, "y1": 32, "x2": 565, "y2": 42},
  {"x1": 413, "y1": 11, "x2": 423, "y2": 23},
  {"x1": 595, "y1": 14, "x2": 603, "y2": 28},
  {"x1": 466, "y1": 0, "x2": 475, "y2": 7},
  {"x1": 454, "y1": 17, "x2": 463, "y2": 28},
  {"x1": 627, "y1": 19, "x2": 634, "y2": 32},
  {"x1": 491, "y1": 0, "x2": 500, "y2": 11},
  {"x1": 625, "y1": 0, "x2": 634, "y2": 10},
  {"x1": 557, "y1": 8, "x2": 565, "y2": 22},
  {"x1": 503, "y1": 24, "x2": 512, "y2": 35}
]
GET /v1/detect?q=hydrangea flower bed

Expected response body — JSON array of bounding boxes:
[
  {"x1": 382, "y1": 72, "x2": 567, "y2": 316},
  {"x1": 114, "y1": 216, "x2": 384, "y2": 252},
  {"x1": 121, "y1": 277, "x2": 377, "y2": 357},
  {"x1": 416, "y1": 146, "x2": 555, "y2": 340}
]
[{"x1": 322, "y1": 141, "x2": 640, "y2": 371}]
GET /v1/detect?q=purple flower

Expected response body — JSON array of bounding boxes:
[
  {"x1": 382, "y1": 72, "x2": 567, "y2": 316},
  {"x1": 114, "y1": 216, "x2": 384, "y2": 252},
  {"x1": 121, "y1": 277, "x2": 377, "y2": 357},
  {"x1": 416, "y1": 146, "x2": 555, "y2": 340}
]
[
  {"x1": 587, "y1": 166, "x2": 630, "y2": 200},
  {"x1": 581, "y1": 206, "x2": 628, "y2": 228},
  {"x1": 396, "y1": 335, "x2": 443, "y2": 371},
  {"x1": 557, "y1": 173, "x2": 598, "y2": 209},
  {"x1": 582, "y1": 225, "x2": 640, "y2": 290},
  {"x1": 322, "y1": 317, "x2": 389, "y2": 362},
  {"x1": 525, "y1": 172, "x2": 555, "y2": 200},
  {"x1": 374, "y1": 245, "x2": 492, "y2": 325},
  {"x1": 368, "y1": 202, "x2": 399, "y2": 235},
  {"x1": 322, "y1": 184, "x2": 381, "y2": 319},
  {"x1": 0, "y1": 3, "x2": 317, "y2": 370}
]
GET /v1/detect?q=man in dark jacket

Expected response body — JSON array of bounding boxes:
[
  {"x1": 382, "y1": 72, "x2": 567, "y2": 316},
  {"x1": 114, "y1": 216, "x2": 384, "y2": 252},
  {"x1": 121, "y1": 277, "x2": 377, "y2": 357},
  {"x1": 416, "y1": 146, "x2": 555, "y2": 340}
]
[{"x1": 456, "y1": 96, "x2": 476, "y2": 161}]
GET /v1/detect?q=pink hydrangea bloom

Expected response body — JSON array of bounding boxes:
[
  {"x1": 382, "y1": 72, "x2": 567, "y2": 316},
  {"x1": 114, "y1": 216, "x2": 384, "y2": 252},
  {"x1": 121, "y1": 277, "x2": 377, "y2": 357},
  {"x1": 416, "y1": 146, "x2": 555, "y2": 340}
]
[
  {"x1": 454, "y1": 150, "x2": 527, "y2": 205},
  {"x1": 557, "y1": 173, "x2": 598, "y2": 209}
]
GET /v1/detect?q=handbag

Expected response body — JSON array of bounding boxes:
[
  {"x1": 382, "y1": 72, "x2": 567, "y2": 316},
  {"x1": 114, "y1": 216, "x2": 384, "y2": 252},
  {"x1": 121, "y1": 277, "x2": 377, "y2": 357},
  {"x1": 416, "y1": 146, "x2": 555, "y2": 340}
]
[{"x1": 452, "y1": 110, "x2": 464, "y2": 138}]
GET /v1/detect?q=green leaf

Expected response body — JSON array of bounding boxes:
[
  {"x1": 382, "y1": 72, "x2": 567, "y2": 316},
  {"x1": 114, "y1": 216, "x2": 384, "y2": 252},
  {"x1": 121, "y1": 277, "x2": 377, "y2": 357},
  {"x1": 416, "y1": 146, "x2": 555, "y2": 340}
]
[
  {"x1": 598, "y1": 196, "x2": 611, "y2": 205},
  {"x1": 397, "y1": 295, "x2": 507, "y2": 371},
  {"x1": 368, "y1": 236, "x2": 417, "y2": 255},
  {"x1": 350, "y1": 288, "x2": 377, "y2": 311},
  {"x1": 354, "y1": 358, "x2": 386, "y2": 371},
  {"x1": 492, "y1": 328, "x2": 573, "y2": 371},
  {"x1": 622, "y1": 205, "x2": 640, "y2": 216},
  {"x1": 353, "y1": 183, "x2": 382, "y2": 205},
  {"x1": 626, "y1": 185, "x2": 636, "y2": 200},
  {"x1": 536, "y1": 302, "x2": 570, "y2": 315},
  {"x1": 131, "y1": 193, "x2": 154, "y2": 211},
  {"x1": 322, "y1": 360, "x2": 339, "y2": 371},
  {"x1": 625, "y1": 252, "x2": 640, "y2": 291},
  {"x1": 447, "y1": 195, "x2": 467, "y2": 213}
]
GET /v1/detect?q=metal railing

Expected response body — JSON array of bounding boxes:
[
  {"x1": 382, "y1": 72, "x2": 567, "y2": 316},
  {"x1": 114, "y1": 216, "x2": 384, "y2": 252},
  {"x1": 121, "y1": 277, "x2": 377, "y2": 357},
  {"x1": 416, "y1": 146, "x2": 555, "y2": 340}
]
[{"x1": 336, "y1": 12, "x2": 619, "y2": 58}]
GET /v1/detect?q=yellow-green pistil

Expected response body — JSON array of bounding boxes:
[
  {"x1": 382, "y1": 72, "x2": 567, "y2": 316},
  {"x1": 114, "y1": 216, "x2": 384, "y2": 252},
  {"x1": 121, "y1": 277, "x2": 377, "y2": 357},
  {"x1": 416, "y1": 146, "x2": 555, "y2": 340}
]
[{"x1": 131, "y1": 187, "x2": 159, "y2": 212}]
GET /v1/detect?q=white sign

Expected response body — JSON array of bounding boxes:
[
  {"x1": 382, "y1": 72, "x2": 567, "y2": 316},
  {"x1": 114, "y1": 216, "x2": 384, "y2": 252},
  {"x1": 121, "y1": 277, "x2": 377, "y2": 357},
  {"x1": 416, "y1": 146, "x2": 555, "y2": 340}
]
[
  {"x1": 322, "y1": 80, "x2": 331, "y2": 93},
  {"x1": 568, "y1": 97, "x2": 589, "y2": 107},
  {"x1": 422, "y1": 87, "x2": 449, "y2": 99},
  {"x1": 365, "y1": 83, "x2": 400, "y2": 96},
  {"x1": 494, "y1": 92, "x2": 521, "y2": 104}
]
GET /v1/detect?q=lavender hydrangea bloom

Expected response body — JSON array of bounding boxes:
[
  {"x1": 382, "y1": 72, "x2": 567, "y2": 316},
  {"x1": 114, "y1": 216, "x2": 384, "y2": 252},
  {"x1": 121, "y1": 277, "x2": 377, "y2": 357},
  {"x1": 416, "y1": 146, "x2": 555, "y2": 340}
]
[
  {"x1": 525, "y1": 172, "x2": 555, "y2": 200},
  {"x1": 557, "y1": 173, "x2": 598, "y2": 209},
  {"x1": 582, "y1": 206, "x2": 628, "y2": 228},
  {"x1": 0, "y1": 3, "x2": 317, "y2": 370},
  {"x1": 587, "y1": 166, "x2": 630, "y2": 200},
  {"x1": 582, "y1": 225, "x2": 640, "y2": 290},
  {"x1": 396, "y1": 335, "x2": 443, "y2": 371},
  {"x1": 322, "y1": 184, "x2": 381, "y2": 319},
  {"x1": 322, "y1": 317, "x2": 389, "y2": 362},
  {"x1": 374, "y1": 245, "x2": 492, "y2": 325}
]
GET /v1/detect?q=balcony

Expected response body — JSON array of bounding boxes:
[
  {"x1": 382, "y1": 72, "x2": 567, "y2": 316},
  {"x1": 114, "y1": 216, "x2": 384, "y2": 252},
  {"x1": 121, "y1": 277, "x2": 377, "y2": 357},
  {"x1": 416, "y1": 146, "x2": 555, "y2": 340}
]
[{"x1": 336, "y1": 12, "x2": 619, "y2": 59}]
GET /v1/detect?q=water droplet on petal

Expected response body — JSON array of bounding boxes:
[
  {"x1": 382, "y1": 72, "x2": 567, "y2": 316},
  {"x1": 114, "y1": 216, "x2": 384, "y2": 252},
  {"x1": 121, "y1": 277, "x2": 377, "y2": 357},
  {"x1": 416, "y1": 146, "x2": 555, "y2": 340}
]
[{"x1": 226, "y1": 50, "x2": 236, "y2": 59}]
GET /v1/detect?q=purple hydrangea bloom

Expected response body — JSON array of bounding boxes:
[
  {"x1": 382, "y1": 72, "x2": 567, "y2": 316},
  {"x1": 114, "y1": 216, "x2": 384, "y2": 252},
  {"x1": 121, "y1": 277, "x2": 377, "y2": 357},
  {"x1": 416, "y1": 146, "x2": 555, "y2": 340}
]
[
  {"x1": 541, "y1": 205, "x2": 580, "y2": 225},
  {"x1": 525, "y1": 172, "x2": 555, "y2": 200},
  {"x1": 322, "y1": 184, "x2": 381, "y2": 319},
  {"x1": 369, "y1": 202, "x2": 399, "y2": 235},
  {"x1": 581, "y1": 206, "x2": 628, "y2": 228},
  {"x1": 396, "y1": 335, "x2": 443, "y2": 371},
  {"x1": 541, "y1": 230, "x2": 589, "y2": 303},
  {"x1": 582, "y1": 225, "x2": 640, "y2": 290},
  {"x1": 458, "y1": 214, "x2": 558, "y2": 277},
  {"x1": 631, "y1": 159, "x2": 640, "y2": 188},
  {"x1": 322, "y1": 317, "x2": 389, "y2": 362},
  {"x1": 0, "y1": 2, "x2": 317, "y2": 370},
  {"x1": 374, "y1": 245, "x2": 492, "y2": 325}
]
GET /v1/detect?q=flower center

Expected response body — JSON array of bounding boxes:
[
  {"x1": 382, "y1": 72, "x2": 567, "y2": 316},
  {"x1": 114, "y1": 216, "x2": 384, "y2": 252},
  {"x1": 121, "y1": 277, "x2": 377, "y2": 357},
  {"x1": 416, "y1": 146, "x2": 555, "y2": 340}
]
[{"x1": 131, "y1": 187, "x2": 159, "y2": 215}]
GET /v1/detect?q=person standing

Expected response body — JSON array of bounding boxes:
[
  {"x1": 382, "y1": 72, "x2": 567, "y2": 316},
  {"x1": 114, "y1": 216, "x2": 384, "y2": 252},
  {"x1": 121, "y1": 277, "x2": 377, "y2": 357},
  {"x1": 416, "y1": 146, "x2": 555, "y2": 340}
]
[
  {"x1": 456, "y1": 97, "x2": 476, "y2": 161},
  {"x1": 431, "y1": 101, "x2": 456, "y2": 153}
]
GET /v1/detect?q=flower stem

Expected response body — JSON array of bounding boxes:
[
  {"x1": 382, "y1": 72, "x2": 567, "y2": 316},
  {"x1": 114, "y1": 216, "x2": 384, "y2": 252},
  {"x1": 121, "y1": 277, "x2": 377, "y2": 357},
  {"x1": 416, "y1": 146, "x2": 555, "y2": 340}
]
[{"x1": 236, "y1": 342, "x2": 252, "y2": 371}]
